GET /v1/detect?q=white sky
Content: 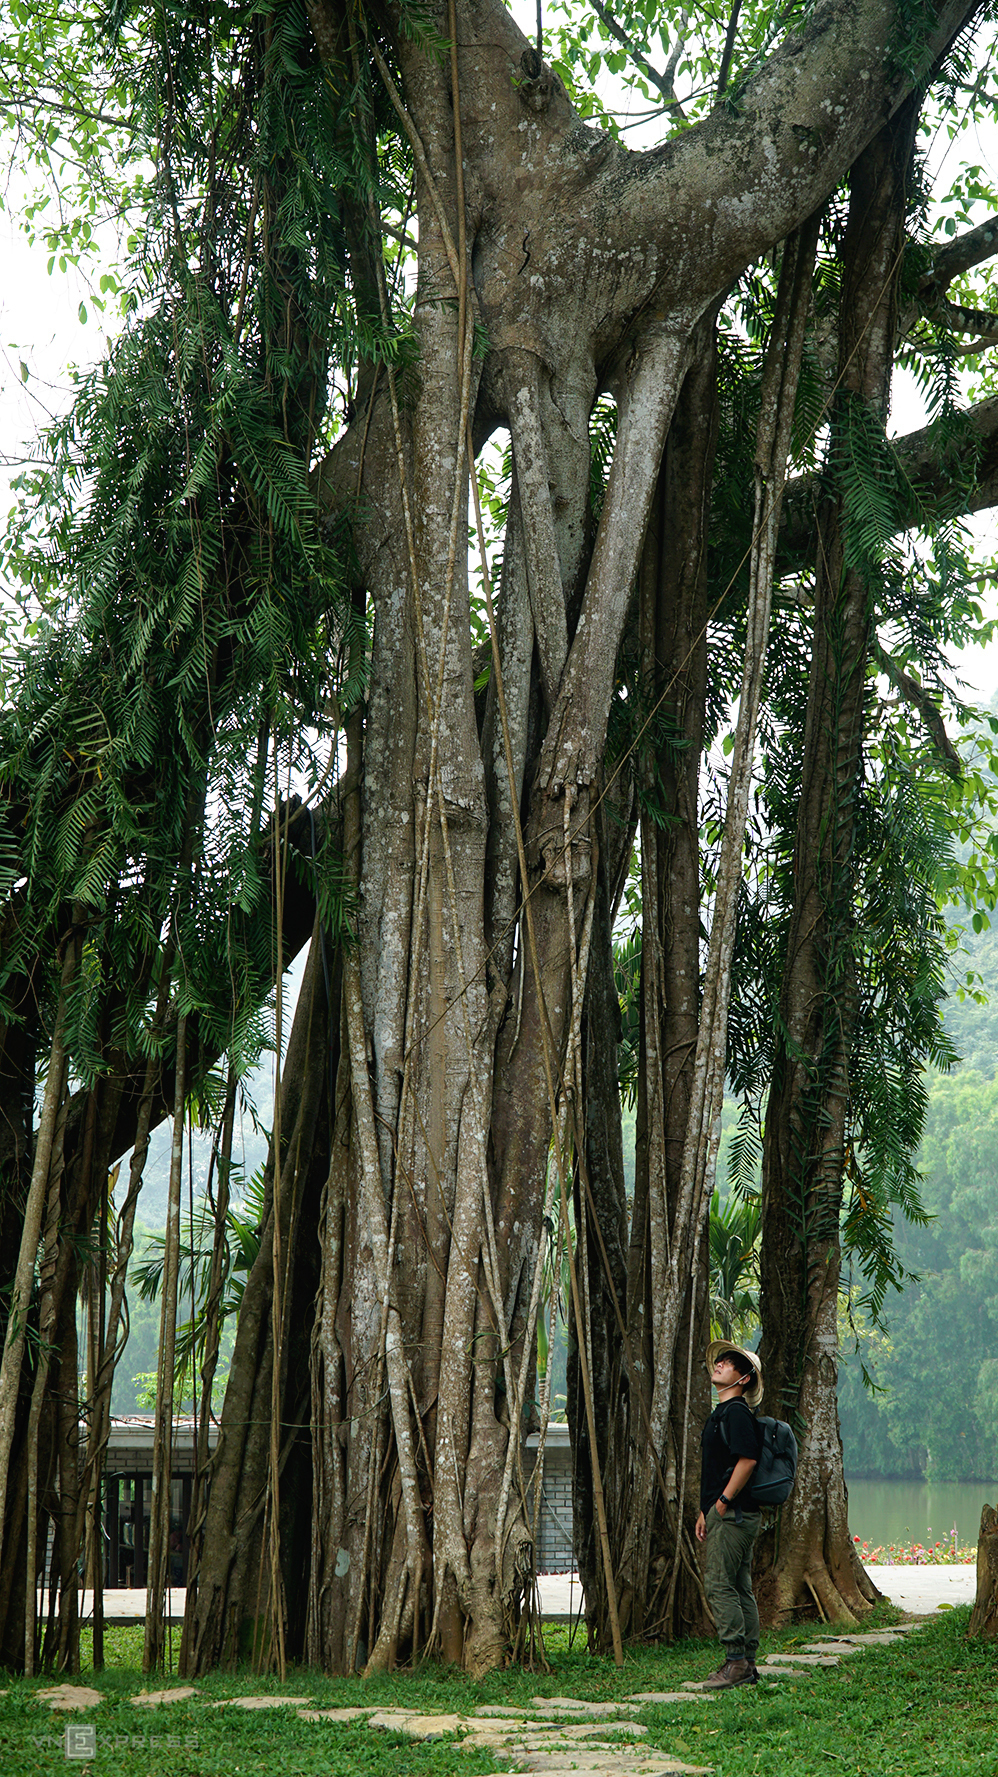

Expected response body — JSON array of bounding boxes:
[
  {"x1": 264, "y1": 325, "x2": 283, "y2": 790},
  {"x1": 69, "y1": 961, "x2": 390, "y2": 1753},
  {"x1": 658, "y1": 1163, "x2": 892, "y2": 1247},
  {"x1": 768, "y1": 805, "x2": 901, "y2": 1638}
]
[{"x1": 2, "y1": 10, "x2": 997, "y2": 700}]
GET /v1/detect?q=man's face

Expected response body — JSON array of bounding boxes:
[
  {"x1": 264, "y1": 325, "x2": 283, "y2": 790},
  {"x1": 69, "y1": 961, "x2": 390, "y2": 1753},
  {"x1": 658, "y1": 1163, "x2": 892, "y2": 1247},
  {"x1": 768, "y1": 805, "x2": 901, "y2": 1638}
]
[{"x1": 711, "y1": 1355, "x2": 746, "y2": 1390}]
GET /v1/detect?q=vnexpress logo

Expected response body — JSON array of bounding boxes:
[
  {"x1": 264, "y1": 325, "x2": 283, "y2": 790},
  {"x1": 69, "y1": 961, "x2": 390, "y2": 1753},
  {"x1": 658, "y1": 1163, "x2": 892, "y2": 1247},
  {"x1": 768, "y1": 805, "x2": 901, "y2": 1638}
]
[{"x1": 64, "y1": 1723, "x2": 96, "y2": 1760}]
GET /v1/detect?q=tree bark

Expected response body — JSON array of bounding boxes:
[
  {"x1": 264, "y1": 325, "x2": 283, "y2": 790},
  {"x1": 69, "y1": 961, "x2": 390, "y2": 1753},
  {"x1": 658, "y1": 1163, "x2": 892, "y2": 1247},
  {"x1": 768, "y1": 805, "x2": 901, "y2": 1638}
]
[
  {"x1": 181, "y1": 925, "x2": 336, "y2": 1673},
  {"x1": 4, "y1": 0, "x2": 988, "y2": 1683},
  {"x1": 968, "y1": 1504, "x2": 998, "y2": 1639},
  {"x1": 210, "y1": 0, "x2": 981, "y2": 1672},
  {"x1": 567, "y1": 787, "x2": 634, "y2": 1652},
  {"x1": 757, "y1": 96, "x2": 921, "y2": 1628},
  {"x1": 0, "y1": 949, "x2": 75, "y2": 1566},
  {"x1": 609, "y1": 316, "x2": 721, "y2": 1647}
]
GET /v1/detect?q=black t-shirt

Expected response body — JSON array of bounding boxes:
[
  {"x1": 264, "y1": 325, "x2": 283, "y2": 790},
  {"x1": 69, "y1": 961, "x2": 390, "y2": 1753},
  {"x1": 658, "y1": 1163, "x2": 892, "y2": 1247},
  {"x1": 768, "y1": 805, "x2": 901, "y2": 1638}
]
[{"x1": 700, "y1": 1397, "x2": 762, "y2": 1513}]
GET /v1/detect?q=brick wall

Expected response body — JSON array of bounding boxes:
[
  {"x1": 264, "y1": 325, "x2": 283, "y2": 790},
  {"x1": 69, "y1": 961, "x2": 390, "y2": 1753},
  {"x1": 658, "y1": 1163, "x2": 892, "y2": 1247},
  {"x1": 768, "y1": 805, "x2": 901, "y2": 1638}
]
[{"x1": 523, "y1": 1426, "x2": 575, "y2": 1572}]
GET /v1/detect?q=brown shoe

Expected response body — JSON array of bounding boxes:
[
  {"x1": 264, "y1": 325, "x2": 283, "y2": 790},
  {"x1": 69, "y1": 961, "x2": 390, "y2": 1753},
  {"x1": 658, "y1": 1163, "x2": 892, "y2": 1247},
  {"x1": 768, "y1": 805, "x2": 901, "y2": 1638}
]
[{"x1": 702, "y1": 1657, "x2": 753, "y2": 1690}]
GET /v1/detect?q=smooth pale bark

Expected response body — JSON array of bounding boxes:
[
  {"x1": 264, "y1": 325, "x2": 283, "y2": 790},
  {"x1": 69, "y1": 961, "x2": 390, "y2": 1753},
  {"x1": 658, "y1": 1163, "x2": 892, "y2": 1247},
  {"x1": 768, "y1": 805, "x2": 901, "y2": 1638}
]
[{"x1": 757, "y1": 97, "x2": 921, "y2": 1628}]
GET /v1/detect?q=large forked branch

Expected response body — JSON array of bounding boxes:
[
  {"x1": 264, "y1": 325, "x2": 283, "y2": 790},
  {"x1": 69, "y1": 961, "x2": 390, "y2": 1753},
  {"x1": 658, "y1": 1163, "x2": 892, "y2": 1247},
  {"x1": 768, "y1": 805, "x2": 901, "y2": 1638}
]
[
  {"x1": 898, "y1": 214, "x2": 998, "y2": 345},
  {"x1": 539, "y1": 318, "x2": 697, "y2": 794}
]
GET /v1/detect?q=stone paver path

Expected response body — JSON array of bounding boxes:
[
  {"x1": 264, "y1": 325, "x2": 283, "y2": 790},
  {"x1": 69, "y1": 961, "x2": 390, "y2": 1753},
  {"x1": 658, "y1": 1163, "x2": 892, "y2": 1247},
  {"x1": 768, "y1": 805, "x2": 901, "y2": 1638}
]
[
  {"x1": 36, "y1": 1684, "x2": 103, "y2": 1711},
  {"x1": 210, "y1": 1694, "x2": 313, "y2": 1709},
  {"x1": 133, "y1": 1686, "x2": 200, "y2": 1706},
  {"x1": 680, "y1": 1621, "x2": 918, "y2": 1693},
  {"x1": 28, "y1": 1615, "x2": 930, "y2": 1774}
]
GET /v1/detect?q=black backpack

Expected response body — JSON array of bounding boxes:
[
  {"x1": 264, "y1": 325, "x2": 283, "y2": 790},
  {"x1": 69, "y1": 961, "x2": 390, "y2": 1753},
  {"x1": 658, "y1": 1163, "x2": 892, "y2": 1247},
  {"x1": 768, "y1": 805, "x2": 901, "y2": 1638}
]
[
  {"x1": 749, "y1": 1415, "x2": 798, "y2": 1508},
  {"x1": 720, "y1": 1408, "x2": 798, "y2": 1509}
]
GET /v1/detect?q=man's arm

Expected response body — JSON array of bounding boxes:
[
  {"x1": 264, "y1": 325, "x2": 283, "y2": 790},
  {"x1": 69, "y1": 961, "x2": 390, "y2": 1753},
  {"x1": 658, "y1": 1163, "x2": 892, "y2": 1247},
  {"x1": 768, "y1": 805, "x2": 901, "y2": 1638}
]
[
  {"x1": 695, "y1": 1454, "x2": 759, "y2": 1540},
  {"x1": 714, "y1": 1455, "x2": 757, "y2": 1517}
]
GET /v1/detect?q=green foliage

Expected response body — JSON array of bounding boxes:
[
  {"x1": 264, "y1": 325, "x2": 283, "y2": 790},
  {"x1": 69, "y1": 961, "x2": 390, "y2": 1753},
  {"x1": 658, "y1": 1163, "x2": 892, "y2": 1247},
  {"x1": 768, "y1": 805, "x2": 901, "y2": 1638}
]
[
  {"x1": 940, "y1": 916, "x2": 998, "y2": 1073},
  {"x1": 0, "y1": 0, "x2": 410, "y2": 1136},
  {"x1": 839, "y1": 1065, "x2": 998, "y2": 1480},
  {"x1": 724, "y1": 201, "x2": 998, "y2": 1319},
  {"x1": 129, "y1": 1168, "x2": 264, "y2": 1383},
  {"x1": 92, "y1": 1221, "x2": 175, "y2": 1416},
  {"x1": 545, "y1": 0, "x2": 817, "y2": 139},
  {"x1": 708, "y1": 1185, "x2": 760, "y2": 1344}
]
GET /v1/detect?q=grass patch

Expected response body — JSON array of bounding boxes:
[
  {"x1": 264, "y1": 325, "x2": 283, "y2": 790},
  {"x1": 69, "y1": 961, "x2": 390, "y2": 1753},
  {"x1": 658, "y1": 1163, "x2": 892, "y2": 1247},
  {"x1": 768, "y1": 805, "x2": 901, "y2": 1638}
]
[{"x1": 0, "y1": 1605, "x2": 993, "y2": 1775}]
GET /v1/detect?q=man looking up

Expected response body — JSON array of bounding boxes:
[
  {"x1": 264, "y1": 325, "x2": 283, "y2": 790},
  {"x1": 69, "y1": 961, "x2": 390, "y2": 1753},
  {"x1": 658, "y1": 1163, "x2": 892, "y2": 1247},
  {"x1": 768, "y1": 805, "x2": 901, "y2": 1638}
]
[{"x1": 696, "y1": 1341, "x2": 764, "y2": 1689}]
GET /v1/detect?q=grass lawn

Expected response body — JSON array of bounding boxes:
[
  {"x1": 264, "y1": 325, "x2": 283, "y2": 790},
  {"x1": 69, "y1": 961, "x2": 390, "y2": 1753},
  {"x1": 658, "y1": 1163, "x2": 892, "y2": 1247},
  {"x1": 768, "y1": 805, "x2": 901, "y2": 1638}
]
[{"x1": 0, "y1": 1604, "x2": 993, "y2": 1775}]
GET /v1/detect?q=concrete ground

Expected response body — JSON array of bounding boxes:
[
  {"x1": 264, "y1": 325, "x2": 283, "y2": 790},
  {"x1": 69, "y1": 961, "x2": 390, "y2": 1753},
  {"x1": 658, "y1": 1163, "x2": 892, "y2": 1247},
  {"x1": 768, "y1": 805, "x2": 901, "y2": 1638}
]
[
  {"x1": 859, "y1": 1564, "x2": 976, "y2": 1614},
  {"x1": 79, "y1": 1564, "x2": 976, "y2": 1627},
  {"x1": 532, "y1": 1567, "x2": 977, "y2": 1619}
]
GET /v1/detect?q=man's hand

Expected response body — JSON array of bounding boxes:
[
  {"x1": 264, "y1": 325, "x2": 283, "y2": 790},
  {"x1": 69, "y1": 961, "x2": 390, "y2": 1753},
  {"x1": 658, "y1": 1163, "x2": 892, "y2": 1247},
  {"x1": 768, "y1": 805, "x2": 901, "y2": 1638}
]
[
  {"x1": 695, "y1": 1511, "x2": 706, "y2": 1543},
  {"x1": 715, "y1": 1497, "x2": 727, "y2": 1517}
]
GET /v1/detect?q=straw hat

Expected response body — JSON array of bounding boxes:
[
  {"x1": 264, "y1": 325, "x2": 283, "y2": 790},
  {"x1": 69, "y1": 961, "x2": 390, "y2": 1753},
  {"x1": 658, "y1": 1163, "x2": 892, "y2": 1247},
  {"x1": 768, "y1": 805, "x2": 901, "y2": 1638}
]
[{"x1": 705, "y1": 1339, "x2": 763, "y2": 1409}]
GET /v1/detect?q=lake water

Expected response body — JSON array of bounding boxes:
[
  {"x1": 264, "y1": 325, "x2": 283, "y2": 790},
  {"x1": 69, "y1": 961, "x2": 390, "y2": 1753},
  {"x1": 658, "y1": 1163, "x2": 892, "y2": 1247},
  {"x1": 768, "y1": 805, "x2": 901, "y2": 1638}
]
[{"x1": 845, "y1": 1477, "x2": 995, "y2": 1552}]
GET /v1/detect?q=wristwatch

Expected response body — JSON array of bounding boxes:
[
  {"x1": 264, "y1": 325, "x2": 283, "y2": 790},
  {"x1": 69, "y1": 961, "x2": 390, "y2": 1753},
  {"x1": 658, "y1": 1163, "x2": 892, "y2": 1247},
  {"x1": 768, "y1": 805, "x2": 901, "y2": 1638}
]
[{"x1": 718, "y1": 1494, "x2": 731, "y2": 1507}]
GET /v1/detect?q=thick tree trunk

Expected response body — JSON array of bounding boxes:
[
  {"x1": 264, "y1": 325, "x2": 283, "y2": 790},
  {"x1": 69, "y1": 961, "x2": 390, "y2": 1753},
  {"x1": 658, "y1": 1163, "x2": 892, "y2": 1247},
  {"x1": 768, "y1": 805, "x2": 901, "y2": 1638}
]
[
  {"x1": 109, "y1": 0, "x2": 988, "y2": 1680},
  {"x1": 181, "y1": 929, "x2": 335, "y2": 1672},
  {"x1": 756, "y1": 98, "x2": 920, "y2": 1626},
  {"x1": 567, "y1": 785, "x2": 634, "y2": 1652},
  {"x1": 609, "y1": 320, "x2": 720, "y2": 1646},
  {"x1": 968, "y1": 1505, "x2": 998, "y2": 1639}
]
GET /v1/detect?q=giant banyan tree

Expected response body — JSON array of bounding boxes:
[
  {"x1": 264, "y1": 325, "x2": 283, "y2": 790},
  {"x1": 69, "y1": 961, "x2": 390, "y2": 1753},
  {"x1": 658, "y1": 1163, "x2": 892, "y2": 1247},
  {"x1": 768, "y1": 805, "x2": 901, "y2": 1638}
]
[{"x1": 2, "y1": 0, "x2": 998, "y2": 1679}]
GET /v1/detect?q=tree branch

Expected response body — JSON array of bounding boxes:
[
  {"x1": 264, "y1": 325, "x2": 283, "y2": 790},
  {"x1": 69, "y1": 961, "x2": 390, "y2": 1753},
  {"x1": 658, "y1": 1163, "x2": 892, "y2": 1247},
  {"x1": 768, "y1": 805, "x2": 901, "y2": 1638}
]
[
  {"x1": 715, "y1": 0, "x2": 743, "y2": 101},
  {"x1": 935, "y1": 296, "x2": 998, "y2": 342},
  {"x1": 899, "y1": 215, "x2": 998, "y2": 337},
  {"x1": 905, "y1": 291, "x2": 998, "y2": 350},
  {"x1": 780, "y1": 393, "x2": 998, "y2": 560},
  {"x1": 588, "y1": 0, "x2": 688, "y2": 119},
  {"x1": 924, "y1": 213, "x2": 998, "y2": 292},
  {"x1": 870, "y1": 638, "x2": 962, "y2": 777}
]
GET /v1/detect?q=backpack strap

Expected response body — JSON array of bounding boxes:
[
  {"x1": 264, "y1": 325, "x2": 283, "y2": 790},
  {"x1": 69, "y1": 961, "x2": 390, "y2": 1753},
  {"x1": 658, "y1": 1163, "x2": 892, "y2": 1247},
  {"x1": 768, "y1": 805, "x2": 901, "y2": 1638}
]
[{"x1": 715, "y1": 1405, "x2": 744, "y2": 1523}]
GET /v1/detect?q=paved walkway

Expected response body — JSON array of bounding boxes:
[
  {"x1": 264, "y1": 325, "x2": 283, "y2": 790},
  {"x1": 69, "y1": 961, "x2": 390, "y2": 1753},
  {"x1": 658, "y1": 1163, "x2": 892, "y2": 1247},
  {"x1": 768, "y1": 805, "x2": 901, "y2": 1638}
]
[
  {"x1": 80, "y1": 1563, "x2": 975, "y2": 1626},
  {"x1": 532, "y1": 1565, "x2": 976, "y2": 1619},
  {"x1": 30, "y1": 1619, "x2": 939, "y2": 1776}
]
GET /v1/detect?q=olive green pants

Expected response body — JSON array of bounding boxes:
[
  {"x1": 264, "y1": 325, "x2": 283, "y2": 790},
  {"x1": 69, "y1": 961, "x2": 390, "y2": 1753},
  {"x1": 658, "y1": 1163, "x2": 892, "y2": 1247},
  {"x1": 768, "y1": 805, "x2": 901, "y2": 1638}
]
[{"x1": 703, "y1": 1506, "x2": 762, "y2": 1660}]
